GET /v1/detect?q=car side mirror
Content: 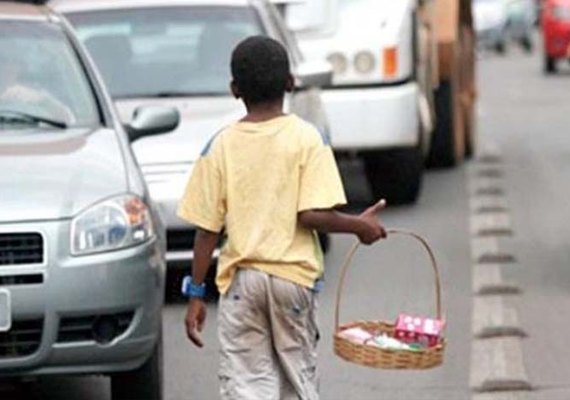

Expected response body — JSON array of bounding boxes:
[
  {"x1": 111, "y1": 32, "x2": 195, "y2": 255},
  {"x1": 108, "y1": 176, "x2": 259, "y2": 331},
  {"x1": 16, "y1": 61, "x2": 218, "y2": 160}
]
[
  {"x1": 294, "y1": 60, "x2": 333, "y2": 89},
  {"x1": 125, "y1": 106, "x2": 180, "y2": 142}
]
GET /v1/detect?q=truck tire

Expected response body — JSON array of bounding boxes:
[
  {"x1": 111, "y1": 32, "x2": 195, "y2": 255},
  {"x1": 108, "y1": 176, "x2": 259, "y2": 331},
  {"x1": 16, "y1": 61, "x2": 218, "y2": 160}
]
[
  {"x1": 427, "y1": 79, "x2": 464, "y2": 167},
  {"x1": 363, "y1": 147, "x2": 423, "y2": 205},
  {"x1": 111, "y1": 335, "x2": 163, "y2": 400},
  {"x1": 544, "y1": 55, "x2": 557, "y2": 74}
]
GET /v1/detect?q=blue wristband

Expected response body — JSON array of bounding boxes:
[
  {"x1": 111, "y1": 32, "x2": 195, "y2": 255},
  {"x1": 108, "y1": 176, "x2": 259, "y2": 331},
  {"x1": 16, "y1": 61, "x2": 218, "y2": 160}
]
[{"x1": 181, "y1": 276, "x2": 206, "y2": 299}]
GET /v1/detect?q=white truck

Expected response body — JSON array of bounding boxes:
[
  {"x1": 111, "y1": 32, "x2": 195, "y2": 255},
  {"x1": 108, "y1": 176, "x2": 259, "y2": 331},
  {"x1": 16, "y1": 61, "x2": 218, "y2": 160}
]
[
  {"x1": 278, "y1": 0, "x2": 437, "y2": 204},
  {"x1": 277, "y1": 0, "x2": 477, "y2": 204}
]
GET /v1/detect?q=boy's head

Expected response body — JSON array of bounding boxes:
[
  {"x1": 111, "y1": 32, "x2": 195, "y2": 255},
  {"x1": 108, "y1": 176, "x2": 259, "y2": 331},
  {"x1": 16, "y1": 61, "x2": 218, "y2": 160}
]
[{"x1": 230, "y1": 36, "x2": 293, "y2": 106}]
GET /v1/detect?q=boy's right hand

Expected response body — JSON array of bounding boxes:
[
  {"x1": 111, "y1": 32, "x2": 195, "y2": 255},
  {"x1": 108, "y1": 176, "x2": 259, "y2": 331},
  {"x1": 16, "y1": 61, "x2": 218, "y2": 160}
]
[
  {"x1": 185, "y1": 298, "x2": 207, "y2": 348},
  {"x1": 357, "y1": 199, "x2": 387, "y2": 245}
]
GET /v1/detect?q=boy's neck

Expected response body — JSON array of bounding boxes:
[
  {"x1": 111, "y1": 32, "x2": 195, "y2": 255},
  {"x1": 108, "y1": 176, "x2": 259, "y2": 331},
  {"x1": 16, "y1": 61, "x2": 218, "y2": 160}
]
[{"x1": 241, "y1": 99, "x2": 285, "y2": 123}]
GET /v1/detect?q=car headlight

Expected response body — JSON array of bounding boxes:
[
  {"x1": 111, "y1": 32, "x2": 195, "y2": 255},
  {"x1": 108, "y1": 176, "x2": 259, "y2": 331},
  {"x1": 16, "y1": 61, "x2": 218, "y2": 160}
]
[
  {"x1": 354, "y1": 51, "x2": 376, "y2": 74},
  {"x1": 327, "y1": 52, "x2": 348, "y2": 75},
  {"x1": 71, "y1": 195, "x2": 154, "y2": 256}
]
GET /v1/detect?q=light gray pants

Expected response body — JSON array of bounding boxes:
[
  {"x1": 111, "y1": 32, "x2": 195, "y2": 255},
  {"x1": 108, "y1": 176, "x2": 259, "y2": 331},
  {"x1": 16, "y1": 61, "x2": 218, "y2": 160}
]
[{"x1": 218, "y1": 268, "x2": 320, "y2": 400}]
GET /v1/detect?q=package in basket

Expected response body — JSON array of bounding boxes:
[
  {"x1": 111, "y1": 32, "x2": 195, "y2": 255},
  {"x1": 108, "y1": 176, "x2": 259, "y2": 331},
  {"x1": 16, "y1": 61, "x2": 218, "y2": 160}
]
[{"x1": 394, "y1": 314, "x2": 445, "y2": 347}]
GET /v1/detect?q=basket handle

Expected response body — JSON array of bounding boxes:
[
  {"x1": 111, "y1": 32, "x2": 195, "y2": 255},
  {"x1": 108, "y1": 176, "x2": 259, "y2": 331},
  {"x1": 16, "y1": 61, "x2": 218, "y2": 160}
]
[{"x1": 334, "y1": 229, "x2": 442, "y2": 331}]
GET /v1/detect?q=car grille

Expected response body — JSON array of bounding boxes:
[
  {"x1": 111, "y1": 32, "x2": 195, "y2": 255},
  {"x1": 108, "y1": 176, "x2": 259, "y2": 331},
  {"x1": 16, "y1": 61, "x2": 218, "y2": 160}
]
[
  {"x1": 0, "y1": 319, "x2": 43, "y2": 358},
  {"x1": 167, "y1": 229, "x2": 196, "y2": 251},
  {"x1": 58, "y1": 312, "x2": 134, "y2": 343},
  {"x1": 0, "y1": 233, "x2": 43, "y2": 266}
]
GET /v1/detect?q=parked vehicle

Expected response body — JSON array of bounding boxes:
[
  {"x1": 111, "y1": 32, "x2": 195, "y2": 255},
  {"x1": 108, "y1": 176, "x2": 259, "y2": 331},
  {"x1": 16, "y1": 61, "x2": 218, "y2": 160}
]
[
  {"x1": 51, "y1": 0, "x2": 333, "y2": 294},
  {"x1": 281, "y1": 0, "x2": 435, "y2": 204},
  {"x1": 506, "y1": 0, "x2": 536, "y2": 52},
  {"x1": 541, "y1": 0, "x2": 570, "y2": 73},
  {"x1": 473, "y1": 0, "x2": 510, "y2": 53},
  {"x1": 278, "y1": 0, "x2": 477, "y2": 202},
  {"x1": 0, "y1": 2, "x2": 179, "y2": 399}
]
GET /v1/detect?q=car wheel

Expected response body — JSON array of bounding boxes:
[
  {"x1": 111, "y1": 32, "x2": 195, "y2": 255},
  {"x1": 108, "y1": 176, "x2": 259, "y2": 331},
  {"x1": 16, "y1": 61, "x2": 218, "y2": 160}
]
[
  {"x1": 111, "y1": 333, "x2": 163, "y2": 400},
  {"x1": 520, "y1": 36, "x2": 533, "y2": 53},
  {"x1": 362, "y1": 146, "x2": 423, "y2": 205},
  {"x1": 544, "y1": 55, "x2": 557, "y2": 74},
  {"x1": 427, "y1": 78, "x2": 464, "y2": 168},
  {"x1": 495, "y1": 40, "x2": 506, "y2": 54}
]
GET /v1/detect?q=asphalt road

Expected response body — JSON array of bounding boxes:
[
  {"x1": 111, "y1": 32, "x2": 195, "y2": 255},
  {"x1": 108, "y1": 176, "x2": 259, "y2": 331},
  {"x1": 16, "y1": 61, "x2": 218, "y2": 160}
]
[{"x1": 4, "y1": 42, "x2": 570, "y2": 400}]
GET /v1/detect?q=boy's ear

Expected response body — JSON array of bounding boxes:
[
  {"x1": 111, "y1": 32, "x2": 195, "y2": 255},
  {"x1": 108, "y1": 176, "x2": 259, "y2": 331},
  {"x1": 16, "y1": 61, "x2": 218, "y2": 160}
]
[
  {"x1": 285, "y1": 74, "x2": 294, "y2": 93},
  {"x1": 230, "y1": 81, "x2": 241, "y2": 99}
]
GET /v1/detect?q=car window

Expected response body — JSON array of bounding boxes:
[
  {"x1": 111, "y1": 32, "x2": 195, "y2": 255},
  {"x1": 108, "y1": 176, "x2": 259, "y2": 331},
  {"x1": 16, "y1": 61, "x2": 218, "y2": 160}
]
[
  {"x1": 66, "y1": 6, "x2": 264, "y2": 99},
  {"x1": 0, "y1": 21, "x2": 100, "y2": 129}
]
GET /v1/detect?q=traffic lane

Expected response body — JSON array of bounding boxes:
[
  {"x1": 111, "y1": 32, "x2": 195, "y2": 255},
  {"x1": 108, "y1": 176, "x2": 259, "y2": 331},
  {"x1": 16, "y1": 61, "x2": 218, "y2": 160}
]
[
  {"x1": 164, "y1": 163, "x2": 472, "y2": 400},
  {"x1": 0, "y1": 161, "x2": 472, "y2": 399},
  {"x1": 476, "y1": 50, "x2": 570, "y2": 397}
]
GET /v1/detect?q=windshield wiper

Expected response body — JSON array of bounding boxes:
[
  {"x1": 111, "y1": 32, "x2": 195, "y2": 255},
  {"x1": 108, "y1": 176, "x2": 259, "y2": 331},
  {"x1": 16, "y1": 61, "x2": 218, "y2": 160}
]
[{"x1": 0, "y1": 109, "x2": 67, "y2": 129}]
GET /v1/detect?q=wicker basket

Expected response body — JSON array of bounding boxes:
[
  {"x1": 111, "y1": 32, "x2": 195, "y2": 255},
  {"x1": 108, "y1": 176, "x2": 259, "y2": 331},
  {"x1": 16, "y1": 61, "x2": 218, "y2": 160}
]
[{"x1": 333, "y1": 229, "x2": 445, "y2": 370}]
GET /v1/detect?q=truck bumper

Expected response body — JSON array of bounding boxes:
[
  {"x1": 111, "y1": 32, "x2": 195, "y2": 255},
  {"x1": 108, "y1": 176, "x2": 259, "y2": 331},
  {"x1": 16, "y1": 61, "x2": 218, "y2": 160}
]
[{"x1": 321, "y1": 81, "x2": 420, "y2": 150}]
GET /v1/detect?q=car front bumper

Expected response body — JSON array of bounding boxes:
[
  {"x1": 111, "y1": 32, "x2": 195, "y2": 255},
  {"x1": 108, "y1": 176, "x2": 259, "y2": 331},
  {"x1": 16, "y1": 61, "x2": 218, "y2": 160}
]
[
  {"x1": 321, "y1": 81, "x2": 420, "y2": 151},
  {"x1": 0, "y1": 220, "x2": 165, "y2": 376}
]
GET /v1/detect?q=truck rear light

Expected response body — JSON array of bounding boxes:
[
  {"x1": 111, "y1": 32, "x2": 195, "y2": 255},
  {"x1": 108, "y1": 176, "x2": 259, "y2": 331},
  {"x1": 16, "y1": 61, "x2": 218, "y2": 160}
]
[{"x1": 383, "y1": 47, "x2": 398, "y2": 78}]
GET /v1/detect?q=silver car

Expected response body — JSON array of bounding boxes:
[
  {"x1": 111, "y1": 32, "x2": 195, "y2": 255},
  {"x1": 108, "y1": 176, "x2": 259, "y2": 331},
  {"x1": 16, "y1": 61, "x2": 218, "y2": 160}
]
[
  {"x1": 50, "y1": 0, "x2": 333, "y2": 294},
  {"x1": 0, "y1": 2, "x2": 179, "y2": 399}
]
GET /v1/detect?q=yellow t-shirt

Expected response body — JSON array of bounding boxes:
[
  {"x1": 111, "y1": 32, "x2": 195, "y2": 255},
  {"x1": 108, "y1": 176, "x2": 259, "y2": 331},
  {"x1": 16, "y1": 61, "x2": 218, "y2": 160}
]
[{"x1": 177, "y1": 114, "x2": 347, "y2": 295}]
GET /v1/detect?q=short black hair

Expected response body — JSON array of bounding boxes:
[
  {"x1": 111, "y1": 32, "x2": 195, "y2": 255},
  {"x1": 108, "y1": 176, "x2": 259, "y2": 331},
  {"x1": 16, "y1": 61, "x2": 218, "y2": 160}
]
[{"x1": 231, "y1": 35, "x2": 291, "y2": 105}]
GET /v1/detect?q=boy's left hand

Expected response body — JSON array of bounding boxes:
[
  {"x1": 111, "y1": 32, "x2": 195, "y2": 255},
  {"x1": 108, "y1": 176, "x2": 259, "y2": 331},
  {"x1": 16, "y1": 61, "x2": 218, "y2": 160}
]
[{"x1": 185, "y1": 298, "x2": 207, "y2": 347}]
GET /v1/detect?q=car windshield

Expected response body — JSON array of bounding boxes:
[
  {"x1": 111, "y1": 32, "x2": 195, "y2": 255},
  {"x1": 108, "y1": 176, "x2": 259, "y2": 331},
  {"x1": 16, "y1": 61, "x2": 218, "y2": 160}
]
[
  {"x1": 66, "y1": 6, "x2": 263, "y2": 99},
  {"x1": 0, "y1": 21, "x2": 100, "y2": 130}
]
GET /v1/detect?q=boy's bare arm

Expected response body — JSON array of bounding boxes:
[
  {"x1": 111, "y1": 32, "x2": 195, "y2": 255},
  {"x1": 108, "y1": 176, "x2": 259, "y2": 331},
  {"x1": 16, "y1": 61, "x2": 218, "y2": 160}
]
[
  {"x1": 192, "y1": 228, "x2": 220, "y2": 284},
  {"x1": 298, "y1": 199, "x2": 387, "y2": 245},
  {"x1": 184, "y1": 228, "x2": 219, "y2": 348}
]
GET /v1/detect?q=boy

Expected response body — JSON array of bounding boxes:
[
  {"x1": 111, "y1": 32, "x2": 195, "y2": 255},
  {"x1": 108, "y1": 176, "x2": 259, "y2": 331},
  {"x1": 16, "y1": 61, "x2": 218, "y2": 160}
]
[{"x1": 177, "y1": 36, "x2": 387, "y2": 400}]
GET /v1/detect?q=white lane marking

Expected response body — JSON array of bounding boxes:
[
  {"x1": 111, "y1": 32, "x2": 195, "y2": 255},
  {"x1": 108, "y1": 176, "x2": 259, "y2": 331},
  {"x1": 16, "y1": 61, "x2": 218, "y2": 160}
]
[
  {"x1": 470, "y1": 196, "x2": 509, "y2": 214},
  {"x1": 470, "y1": 213, "x2": 512, "y2": 236},
  {"x1": 473, "y1": 263, "x2": 520, "y2": 295},
  {"x1": 469, "y1": 139, "x2": 531, "y2": 398},
  {"x1": 470, "y1": 338, "x2": 532, "y2": 392},
  {"x1": 472, "y1": 296, "x2": 525, "y2": 338},
  {"x1": 473, "y1": 391, "x2": 530, "y2": 400}
]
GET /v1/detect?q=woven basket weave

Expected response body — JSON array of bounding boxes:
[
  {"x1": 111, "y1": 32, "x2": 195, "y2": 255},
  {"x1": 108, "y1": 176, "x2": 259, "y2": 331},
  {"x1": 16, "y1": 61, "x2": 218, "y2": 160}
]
[{"x1": 333, "y1": 229, "x2": 445, "y2": 370}]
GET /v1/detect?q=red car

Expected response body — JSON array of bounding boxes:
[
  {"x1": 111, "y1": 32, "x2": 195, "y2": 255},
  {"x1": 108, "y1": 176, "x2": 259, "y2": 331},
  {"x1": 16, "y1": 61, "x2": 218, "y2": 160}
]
[{"x1": 542, "y1": 0, "x2": 570, "y2": 73}]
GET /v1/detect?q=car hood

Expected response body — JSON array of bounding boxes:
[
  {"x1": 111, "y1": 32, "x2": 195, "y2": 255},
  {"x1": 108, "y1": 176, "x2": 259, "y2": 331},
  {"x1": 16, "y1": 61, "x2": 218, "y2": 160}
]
[
  {"x1": 115, "y1": 96, "x2": 244, "y2": 166},
  {"x1": 0, "y1": 128, "x2": 127, "y2": 223}
]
